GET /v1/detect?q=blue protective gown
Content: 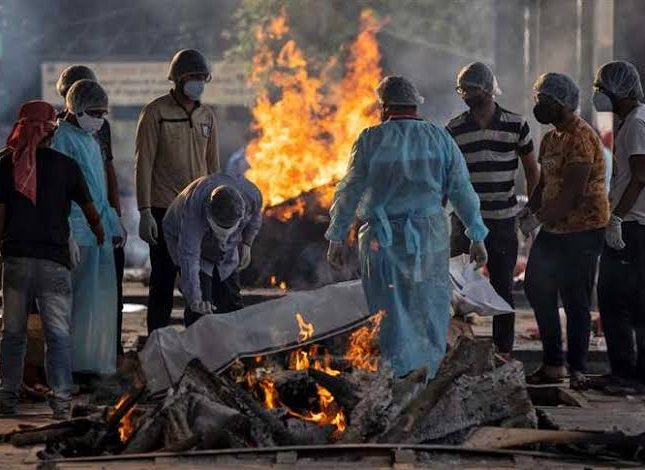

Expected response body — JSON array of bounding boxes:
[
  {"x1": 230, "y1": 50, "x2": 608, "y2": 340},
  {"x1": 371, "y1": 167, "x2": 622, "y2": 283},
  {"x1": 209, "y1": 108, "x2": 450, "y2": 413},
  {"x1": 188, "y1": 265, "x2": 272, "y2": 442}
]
[
  {"x1": 52, "y1": 121, "x2": 120, "y2": 374},
  {"x1": 325, "y1": 118, "x2": 488, "y2": 378}
]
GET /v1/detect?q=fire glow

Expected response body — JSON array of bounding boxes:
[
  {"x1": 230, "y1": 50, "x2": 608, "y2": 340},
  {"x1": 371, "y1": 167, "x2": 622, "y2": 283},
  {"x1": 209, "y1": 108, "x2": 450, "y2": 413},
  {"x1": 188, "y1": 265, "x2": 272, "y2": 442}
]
[
  {"x1": 246, "y1": 10, "x2": 383, "y2": 213},
  {"x1": 109, "y1": 394, "x2": 136, "y2": 443},
  {"x1": 238, "y1": 310, "x2": 383, "y2": 435}
]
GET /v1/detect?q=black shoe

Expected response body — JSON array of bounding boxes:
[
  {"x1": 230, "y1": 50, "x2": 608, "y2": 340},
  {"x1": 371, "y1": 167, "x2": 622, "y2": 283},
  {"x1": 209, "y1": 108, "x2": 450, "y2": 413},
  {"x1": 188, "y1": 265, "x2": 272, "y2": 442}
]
[{"x1": 0, "y1": 393, "x2": 19, "y2": 416}]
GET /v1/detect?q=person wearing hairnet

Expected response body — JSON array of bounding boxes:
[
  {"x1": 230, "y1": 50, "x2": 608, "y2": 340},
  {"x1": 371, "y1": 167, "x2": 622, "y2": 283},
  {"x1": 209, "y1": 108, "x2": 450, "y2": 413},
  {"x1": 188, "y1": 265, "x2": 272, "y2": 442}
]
[
  {"x1": 162, "y1": 175, "x2": 262, "y2": 327},
  {"x1": 0, "y1": 101, "x2": 104, "y2": 417},
  {"x1": 447, "y1": 62, "x2": 539, "y2": 359},
  {"x1": 56, "y1": 65, "x2": 127, "y2": 359},
  {"x1": 592, "y1": 61, "x2": 645, "y2": 393},
  {"x1": 135, "y1": 49, "x2": 220, "y2": 334},
  {"x1": 326, "y1": 76, "x2": 488, "y2": 379},
  {"x1": 51, "y1": 80, "x2": 122, "y2": 378},
  {"x1": 523, "y1": 73, "x2": 609, "y2": 390}
]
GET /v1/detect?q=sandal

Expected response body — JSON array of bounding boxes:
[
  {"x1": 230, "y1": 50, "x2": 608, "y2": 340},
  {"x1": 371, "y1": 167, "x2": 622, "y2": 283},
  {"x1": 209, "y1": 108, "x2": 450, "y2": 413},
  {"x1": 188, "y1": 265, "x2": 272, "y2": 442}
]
[
  {"x1": 569, "y1": 371, "x2": 589, "y2": 391},
  {"x1": 526, "y1": 365, "x2": 566, "y2": 385}
]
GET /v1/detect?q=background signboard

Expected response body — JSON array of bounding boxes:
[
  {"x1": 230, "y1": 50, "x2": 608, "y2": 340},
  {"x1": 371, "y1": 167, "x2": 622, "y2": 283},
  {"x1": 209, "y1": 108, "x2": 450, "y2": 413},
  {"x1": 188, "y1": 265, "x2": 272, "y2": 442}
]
[{"x1": 41, "y1": 60, "x2": 254, "y2": 107}]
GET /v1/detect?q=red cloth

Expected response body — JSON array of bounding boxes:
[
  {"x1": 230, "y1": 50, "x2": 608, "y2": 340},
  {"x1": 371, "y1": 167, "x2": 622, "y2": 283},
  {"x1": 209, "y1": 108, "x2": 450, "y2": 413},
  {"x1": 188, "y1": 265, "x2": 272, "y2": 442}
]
[{"x1": 6, "y1": 101, "x2": 57, "y2": 205}]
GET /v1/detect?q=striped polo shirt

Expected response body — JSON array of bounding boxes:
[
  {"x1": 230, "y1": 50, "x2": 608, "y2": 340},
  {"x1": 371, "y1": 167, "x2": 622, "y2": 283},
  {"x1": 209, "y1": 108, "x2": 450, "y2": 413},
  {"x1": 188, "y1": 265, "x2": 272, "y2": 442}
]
[{"x1": 447, "y1": 104, "x2": 534, "y2": 220}]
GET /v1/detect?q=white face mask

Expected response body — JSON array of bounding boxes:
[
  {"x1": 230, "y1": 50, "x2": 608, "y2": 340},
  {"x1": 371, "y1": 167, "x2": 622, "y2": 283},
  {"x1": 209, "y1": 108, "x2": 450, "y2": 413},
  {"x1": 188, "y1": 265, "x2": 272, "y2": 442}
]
[
  {"x1": 592, "y1": 91, "x2": 614, "y2": 113},
  {"x1": 76, "y1": 113, "x2": 104, "y2": 133},
  {"x1": 206, "y1": 213, "x2": 239, "y2": 241},
  {"x1": 183, "y1": 80, "x2": 205, "y2": 101}
]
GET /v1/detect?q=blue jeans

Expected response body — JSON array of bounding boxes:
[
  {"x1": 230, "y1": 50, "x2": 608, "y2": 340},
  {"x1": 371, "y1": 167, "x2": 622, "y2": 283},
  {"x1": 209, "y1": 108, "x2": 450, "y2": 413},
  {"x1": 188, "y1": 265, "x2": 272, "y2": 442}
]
[{"x1": 0, "y1": 257, "x2": 73, "y2": 400}]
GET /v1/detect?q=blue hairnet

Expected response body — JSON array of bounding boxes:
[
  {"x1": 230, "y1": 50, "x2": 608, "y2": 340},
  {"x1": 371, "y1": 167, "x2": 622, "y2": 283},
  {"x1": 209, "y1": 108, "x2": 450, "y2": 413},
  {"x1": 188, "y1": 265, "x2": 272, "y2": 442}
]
[
  {"x1": 375, "y1": 76, "x2": 424, "y2": 106},
  {"x1": 457, "y1": 62, "x2": 502, "y2": 95},
  {"x1": 208, "y1": 186, "x2": 245, "y2": 227},
  {"x1": 595, "y1": 61, "x2": 644, "y2": 101},
  {"x1": 533, "y1": 73, "x2": 579, "y2": 109},
  {"x1": 65, "y1": 79, "x2": 108, "y2": 114}
]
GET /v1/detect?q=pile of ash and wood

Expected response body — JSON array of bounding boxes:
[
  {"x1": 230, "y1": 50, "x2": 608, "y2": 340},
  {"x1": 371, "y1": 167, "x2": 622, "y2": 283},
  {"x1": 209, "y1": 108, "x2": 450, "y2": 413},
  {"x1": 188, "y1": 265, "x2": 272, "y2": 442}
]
[{"x1": 3, "y1": 318, "x2": 644, "y2": 464}]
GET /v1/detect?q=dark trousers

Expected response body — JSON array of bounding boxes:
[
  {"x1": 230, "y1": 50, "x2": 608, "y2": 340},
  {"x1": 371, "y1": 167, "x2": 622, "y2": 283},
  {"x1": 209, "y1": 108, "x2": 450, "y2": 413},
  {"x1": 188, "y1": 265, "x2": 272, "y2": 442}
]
[
  {"x1": 184, "y1": 269, "x2": 244, "y2": 327},
  {"x1": 525, "y1": 229, "x2": 604, "y2": 372},
  {"x1": 451, "y1": 215, "x2": 518, "y2": 353},
  {"x1": 598, "y1": 222, "x2": 645, "y2": 382},
  {"x1": 114, "y1": 246, "x2": 125, "y2": 355},
  {"x1": 146, "y1": 208, "x2": 179, "y2": 334}
]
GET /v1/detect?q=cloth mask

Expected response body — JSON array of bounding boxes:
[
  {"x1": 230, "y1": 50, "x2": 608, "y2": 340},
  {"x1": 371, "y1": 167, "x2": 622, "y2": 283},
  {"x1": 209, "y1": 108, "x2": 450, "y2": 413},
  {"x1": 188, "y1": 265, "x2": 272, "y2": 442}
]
[
  {"x1": 77, "y1": 113, "x2": 104, "y2": 134},
  {"x1": 207, "y1": 213, "x2": 239, "y2": 241},
  {"x1": 533, "y1": 102, "x2": 562, "y2": 125},
  {"x1": 464, "y1": 94, "x2": 487, "y2": 109},
  {"x1": 592, "y1": 91, "x2": 614, "y2": 113},
  {"x1": 183, "y1": 80, "x2": 205, "y2": 101}
]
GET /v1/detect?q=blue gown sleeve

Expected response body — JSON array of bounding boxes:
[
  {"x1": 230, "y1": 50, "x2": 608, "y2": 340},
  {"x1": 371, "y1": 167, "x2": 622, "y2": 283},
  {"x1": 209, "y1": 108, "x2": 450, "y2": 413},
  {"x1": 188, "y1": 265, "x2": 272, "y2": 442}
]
[
  {"x1": 444, "y1": 132, "x2": 489, "y2": 242},
  {"x1": 325, "y1": 132, "x2": 368, "y2": 242}
]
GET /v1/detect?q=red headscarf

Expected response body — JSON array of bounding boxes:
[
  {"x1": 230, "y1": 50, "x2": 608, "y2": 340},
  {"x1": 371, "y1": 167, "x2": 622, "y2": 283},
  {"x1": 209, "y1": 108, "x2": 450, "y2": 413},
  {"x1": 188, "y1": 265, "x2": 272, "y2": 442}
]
[{"x1": 6, "y1": 101, "x2": 57, "y2": 205}]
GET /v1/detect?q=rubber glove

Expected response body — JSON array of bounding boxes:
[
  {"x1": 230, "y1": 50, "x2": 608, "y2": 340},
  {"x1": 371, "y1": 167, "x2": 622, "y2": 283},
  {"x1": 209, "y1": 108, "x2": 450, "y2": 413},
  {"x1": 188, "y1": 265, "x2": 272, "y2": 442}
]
[
  {"x1": 68, "y1": 236, "x2": 81, "y2": 269},
  {"x1": 114, "y1": 219, "x2": 128, "y2": 249},
  {"x1": 239, "y1": 243, "x2": 252, "y2": 270},
  {"x1": 139, "y1": 208, "x2": 158, "y2": 246},
  {"x1": 518, "y1": 207, "x2": 541, "y2": 237},
  {"x1": 190, "y1": 300, "x2": 216, "y2": 315},
  {"x1": 605, "y1": 214, "x2": 626, "y2": 250},
  {"x1": 469, "y1": 240, "x2": 488, "y2": 270},
  {"x1": 327, "y1": 241, "x2": 344, "y2": 270}
]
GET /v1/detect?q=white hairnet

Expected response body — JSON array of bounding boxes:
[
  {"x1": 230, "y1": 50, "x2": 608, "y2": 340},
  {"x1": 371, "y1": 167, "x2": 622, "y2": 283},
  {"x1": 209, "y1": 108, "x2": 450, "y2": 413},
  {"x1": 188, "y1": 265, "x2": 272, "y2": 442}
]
[
  {"x1": 595, "y1": 61, "x2": 644, "y2": 101},
  {"x1": 532, "y1": 73, "x2": 579, "y2": 110},
  {"x1": 457, "y1": 62, "x2": 502, "y2": 95},
  {"x1": 56, "y1": 65, "x2": 97, "y2": 98},
  {"x1": 375, "y1": 76, "x2": 424, "y2": 106},
  {"x1": 65, "y1": 79, "x2": 108, "y2": 115}
]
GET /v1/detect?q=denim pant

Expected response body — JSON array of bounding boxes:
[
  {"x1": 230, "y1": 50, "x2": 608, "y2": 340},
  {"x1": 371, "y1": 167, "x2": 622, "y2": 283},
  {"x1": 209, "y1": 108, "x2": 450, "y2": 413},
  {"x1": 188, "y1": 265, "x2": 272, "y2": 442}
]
[
  {"x1": 147, "y1": 208, "x2": 179, "y2": 333},
  {"x1": 598, "y1": 222, "x2": 645, "y2": 381},
  {"x1": 0, "y1": 257, "x2": 73, "y2": 400},
  {"x1": 524, "y1": 229, "x2": 604, "y2": 372},
  {"x1": 184, "y1": 269, "x2": 244, "y2": 327},
  {"x1": 451, "y1": 215, "x2": 518, "y2": 353}
]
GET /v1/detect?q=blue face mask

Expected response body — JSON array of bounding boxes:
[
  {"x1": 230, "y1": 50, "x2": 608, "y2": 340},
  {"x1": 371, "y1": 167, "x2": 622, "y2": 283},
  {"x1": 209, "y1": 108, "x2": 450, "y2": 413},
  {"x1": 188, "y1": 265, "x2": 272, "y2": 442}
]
[{"x1": 183, "y1": 80, "x2": 205, "y2": 101}]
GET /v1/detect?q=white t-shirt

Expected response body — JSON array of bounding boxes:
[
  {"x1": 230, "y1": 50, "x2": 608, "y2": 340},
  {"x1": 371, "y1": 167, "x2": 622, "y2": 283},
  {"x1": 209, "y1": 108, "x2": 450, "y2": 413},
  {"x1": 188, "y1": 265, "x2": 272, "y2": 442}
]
[{"x1": 611, "y1": 104, "x2": 645, "y2": 224}]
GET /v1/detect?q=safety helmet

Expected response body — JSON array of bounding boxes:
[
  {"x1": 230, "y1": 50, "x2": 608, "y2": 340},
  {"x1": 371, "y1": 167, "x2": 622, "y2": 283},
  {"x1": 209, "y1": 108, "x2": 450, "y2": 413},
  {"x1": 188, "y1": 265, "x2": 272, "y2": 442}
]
[{"x1": 168, "y1": 49, "x2": 212, "y2": 83}]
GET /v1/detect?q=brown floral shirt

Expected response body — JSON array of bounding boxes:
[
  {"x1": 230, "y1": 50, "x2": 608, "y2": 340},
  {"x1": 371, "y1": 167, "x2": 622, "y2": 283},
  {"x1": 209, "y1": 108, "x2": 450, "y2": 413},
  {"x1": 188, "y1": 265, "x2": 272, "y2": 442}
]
[{"x1": 539, "y1": 115, "x2": 610, "y2": 233}]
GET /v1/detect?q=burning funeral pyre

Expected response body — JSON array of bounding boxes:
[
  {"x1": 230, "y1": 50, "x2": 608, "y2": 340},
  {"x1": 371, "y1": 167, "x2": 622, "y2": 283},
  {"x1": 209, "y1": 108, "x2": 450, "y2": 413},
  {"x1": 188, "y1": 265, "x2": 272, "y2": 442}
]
[
  {"x1": 2, "y1": 310, "x2": 540, "y2": 459},
  {"x1": 241, "y1": 10, "x2": 382, "y2": 289}
]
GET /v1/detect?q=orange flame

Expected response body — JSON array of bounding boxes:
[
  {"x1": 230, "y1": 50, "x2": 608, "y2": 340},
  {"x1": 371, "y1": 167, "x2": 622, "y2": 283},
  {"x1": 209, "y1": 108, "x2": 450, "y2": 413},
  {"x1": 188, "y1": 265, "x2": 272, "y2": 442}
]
[
  {"x1": 110, "y1": 394, "x2": 136, "y2": 443},
  {"x1": 345, "y1": 310, "x2": 384, "y2": 372},
  {"x1": 247, "y1": 9, "x2": 383, "y2": 210}
]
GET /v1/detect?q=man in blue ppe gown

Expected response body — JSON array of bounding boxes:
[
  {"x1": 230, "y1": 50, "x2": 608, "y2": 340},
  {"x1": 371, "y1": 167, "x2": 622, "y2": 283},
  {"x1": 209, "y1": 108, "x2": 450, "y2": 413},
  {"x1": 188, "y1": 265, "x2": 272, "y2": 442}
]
[{"x1": 326, "y1": 76, "x2": 489, "y2": 379}]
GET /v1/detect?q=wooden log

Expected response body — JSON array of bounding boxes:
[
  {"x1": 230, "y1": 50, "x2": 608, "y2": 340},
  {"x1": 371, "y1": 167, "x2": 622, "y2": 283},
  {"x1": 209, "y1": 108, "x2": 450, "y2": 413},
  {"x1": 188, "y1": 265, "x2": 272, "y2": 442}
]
[
  {"x1": 308, "y1": 368, "x2": 360, "y2": 412},
  {"x1": 273, "y1": 370, "x2": 318, "y2": 412},
  {"x1": 464, "y1": 426, "x2": 599, "y2": 449},
  {"x1": 5, "y1": 418, "x2": 96, "y2": 447},
  {"x1": 180, "y1": 360, "x2": 298, "y2": 446},
  {"x1": 379, "y1": 360, "x2": 536, "y2": 444}
]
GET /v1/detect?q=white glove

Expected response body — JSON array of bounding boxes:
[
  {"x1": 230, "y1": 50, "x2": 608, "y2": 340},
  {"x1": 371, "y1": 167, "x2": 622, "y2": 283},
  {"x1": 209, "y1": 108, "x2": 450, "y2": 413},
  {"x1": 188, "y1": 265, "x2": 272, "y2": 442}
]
[
  {"x1": 190, "y1": 300, "x2": 216, "y2": 315},
  {"x1": 469, "y1": 241, "x2": 488, "y2": 270},
  {"x1": 68, "y1": 236, "x2": 80, "y2": 269},
  {"x1": 518, "y1": 208, "x2": 541, "y2": 237},
  {"x1": 114, "y1": 219, "x2": 128, "y2": 249},
  {"x1": 138, "y1": 208, "x2": 158, "y2": 246},
  {"x1": 605, "y1": 214, "x2": 626, "y2": 250},
  {"x1": 239, "y1": 243, "x2": 252, "y2": 270},
  {"x1": 327, "y1": 241, "x2": 344, "y2": 270}
]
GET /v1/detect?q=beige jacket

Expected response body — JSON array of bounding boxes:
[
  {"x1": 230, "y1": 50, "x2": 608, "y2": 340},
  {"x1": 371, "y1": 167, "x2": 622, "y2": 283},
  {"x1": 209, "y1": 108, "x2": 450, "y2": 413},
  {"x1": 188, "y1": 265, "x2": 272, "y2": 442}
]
[{"x1": 135, "y1": 92, "x2": 220, "y2": 209}]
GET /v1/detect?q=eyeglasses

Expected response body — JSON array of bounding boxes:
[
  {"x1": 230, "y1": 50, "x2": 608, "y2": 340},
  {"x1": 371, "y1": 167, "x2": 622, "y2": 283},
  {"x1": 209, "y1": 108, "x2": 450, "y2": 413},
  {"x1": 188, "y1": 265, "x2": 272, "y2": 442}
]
[{"x1": 455, "y1": 85, "x2": 481, "y2": 96}]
